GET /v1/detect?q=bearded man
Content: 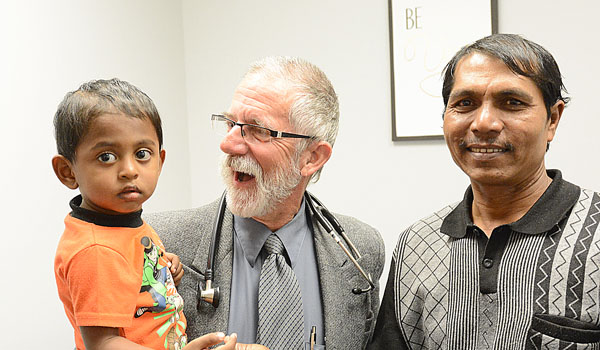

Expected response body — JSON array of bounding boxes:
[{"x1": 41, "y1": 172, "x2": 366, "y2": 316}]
[{"x1": 146, "y1": 57, "x2": 385, "y2": 350}]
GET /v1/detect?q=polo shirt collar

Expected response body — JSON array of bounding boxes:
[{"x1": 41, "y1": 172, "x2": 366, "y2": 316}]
[
  {"x1": 69, "y1": 194, "x2": 144, "y2": 228},
  {"x1": 233, "y1": 199, "x2": 308, "y2": 268},
  {"x1": 440, "y1": 169, "x2": 580, "y2": 238}
]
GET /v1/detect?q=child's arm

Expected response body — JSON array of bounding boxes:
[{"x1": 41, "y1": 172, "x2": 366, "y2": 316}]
[
  {"x1": 80, "y1": 326, "x2": 149, "y2": 350},
  {"x1": 164, "y1": 252, "x2": 184, "y2": 286},
  {"x1": 80, "y1": 327, "x2": 240, "y2": 350}
]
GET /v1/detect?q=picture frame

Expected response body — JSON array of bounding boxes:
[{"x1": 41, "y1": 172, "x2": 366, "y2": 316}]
[{"x1": 389, "y1": 0, "x2": 498, "y2": 140}]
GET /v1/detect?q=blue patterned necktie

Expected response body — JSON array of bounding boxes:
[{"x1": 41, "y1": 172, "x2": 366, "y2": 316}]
[{"x1": 256, "y1": 234, "x2": 305, "y2": 350}]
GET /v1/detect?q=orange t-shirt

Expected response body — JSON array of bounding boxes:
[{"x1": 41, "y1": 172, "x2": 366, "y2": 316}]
[{"x1": 54, "y1": 200, "x2": 187, "y2": 350}]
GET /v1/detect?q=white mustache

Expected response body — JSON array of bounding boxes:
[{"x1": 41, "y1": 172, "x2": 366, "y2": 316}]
[{"x1": 226, "y1": 155, "x2": 263, "y2": 179}]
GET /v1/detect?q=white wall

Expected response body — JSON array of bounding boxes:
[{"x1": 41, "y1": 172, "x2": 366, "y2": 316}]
[
  {"x1": 6, "y1": 0, "x2": 600, "y2": 348},
  {"x1": 1, "y1": 1, "x2": 190, "y2": 348}
]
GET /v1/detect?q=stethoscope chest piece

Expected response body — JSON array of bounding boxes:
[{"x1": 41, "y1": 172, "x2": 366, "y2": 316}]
[{"x1": 199, "y1": 279, "x2": 220, "y2": 308}]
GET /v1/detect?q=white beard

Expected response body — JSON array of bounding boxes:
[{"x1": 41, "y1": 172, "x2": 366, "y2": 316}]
[{"x1": 220, "y1": 153, "x2": 302, "y2": 218}]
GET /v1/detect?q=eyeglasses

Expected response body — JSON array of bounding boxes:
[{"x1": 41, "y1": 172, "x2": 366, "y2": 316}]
[{"x1": 211, "y1": 114, "x2": 313, "y2": 143}]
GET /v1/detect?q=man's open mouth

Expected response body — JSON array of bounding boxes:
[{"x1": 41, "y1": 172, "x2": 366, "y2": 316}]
[{"x1": 235, "y1": 171, "x2": 255, "y2": 182}]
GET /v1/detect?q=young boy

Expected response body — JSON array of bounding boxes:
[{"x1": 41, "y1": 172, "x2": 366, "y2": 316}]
[{"x1": 51, "y1": 79, "x2": 238, "y2": 350}]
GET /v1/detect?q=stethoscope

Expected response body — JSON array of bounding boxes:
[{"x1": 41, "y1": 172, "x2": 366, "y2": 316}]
[{"x1": 198, "y1": 191, "x2": 376, "y2": 308}]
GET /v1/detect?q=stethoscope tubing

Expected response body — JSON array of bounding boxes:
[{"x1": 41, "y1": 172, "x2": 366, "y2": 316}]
[{"x1": 304, "y1": 191, "x2": 375, "y2": 294}]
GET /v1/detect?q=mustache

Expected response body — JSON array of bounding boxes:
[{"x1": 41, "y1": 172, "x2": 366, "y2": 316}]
[
  {"x1": 459, "y1": 138, "x2": 514, "y2": 151},
  {"x1": 225, "y1": 155, "x2": 262, "y2": 176}
]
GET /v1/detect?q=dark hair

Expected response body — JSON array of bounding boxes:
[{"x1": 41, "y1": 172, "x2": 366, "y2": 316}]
[
  {"x1": 442, "y1": 33, "x2": 570, "y2": 118},
  {"x1": 53, "y1": 78, "x2": 163, "y2": 162}
]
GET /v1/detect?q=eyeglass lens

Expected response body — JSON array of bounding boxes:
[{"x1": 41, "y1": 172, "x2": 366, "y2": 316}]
[{"x1": 212, "y1": 116, "x2": 271, "y2": 143}]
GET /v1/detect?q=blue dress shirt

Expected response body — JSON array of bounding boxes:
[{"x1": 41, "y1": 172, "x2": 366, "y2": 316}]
[{"x1": 228, "y1": 199, "x2": 325, "y2": 347}]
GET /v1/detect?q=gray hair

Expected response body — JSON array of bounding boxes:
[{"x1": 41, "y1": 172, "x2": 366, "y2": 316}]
[{"x1": 244, "y1": 56, "x2": 339, "y2": 183}]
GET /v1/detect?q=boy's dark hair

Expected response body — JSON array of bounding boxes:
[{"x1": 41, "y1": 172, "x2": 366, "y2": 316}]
[
  {"x1": 54, "y1": 78, "x2": 163, "y2": 162},
  {"x1": 442, "y1": 33, "x2": 570, "y2": 119}
]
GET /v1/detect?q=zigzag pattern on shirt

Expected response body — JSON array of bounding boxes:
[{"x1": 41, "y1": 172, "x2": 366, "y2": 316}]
[
  {"x1": 550, "y1": 236, "x2": 571, "y2": 314},
  {"x1": 583, "y1": 195, "x2": 600, "y2": 323},
  {"x1": 567, "y1": 190, "x2": 599, "y2": 318},
  {"x1": 526, "y1": 330, "x2": 541, "y2": 348},
  {"x1": 535, "y1": 226, "x2": 561, "y2": 314},
  {"x1": 550, "y1": 191, "x2": 587, "y2": 314}
]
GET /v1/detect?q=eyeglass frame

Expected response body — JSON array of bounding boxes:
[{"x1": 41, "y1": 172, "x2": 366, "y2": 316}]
[{"x1": 211, "y1": 114, "x2": 314, "y2": 142}]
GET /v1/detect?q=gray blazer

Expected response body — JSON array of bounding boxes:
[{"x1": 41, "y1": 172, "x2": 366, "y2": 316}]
[{"x1": 145, "y1": 198, "x2": 385, "y2": 350}]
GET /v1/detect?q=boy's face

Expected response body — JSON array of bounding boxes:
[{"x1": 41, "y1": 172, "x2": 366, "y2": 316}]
[{"x1": 63, "y1": 113, "x2": 165, "y2": 215}]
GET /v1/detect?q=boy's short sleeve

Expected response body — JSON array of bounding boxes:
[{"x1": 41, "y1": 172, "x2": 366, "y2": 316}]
[{"x1": 66, "y1": 244, "x2": 140, "y2": 328}]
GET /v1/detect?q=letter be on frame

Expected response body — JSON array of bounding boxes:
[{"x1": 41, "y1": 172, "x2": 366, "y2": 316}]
[{"x1": 405, "y1": 7, "x2": 422, "y2": 29}]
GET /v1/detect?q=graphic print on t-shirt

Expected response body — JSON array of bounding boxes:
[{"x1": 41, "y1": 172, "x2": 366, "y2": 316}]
[{"x1": 136, "y1": 236, "x2": 187, "y2": 349}]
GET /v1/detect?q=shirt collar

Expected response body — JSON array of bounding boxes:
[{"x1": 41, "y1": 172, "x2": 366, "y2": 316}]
[
  {"x1": 441, "y1": 169, "x2": 580, "y2": 238},
  {"x1": 233, "y1": 199, "x2": 309, "y2": 268},
  {"x1": 69, "y1": 194, "x2": 143, "y2": 228}
]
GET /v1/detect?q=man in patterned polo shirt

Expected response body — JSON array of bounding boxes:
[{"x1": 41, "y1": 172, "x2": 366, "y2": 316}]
[{"x1": 369, "y1": 33, "x2": 600, "y2": 349}]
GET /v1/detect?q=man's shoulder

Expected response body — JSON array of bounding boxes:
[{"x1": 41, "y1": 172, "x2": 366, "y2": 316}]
[
  {"x1": 390, "y1": 202, "x2": 460, "y2": 266},
  {"x1": 570, "y1": 186, "x2": 600, "y2": 219},
  {"x1": 413, "y1": 202, "x2": 460, "y2": 232},
  {"x1": 397, "y1": 202, "x2": 460, "y2": 243},
  {"x1": 331, "y1": 212, "x2": 383, "y2": 247},
  {"x1": 577, "y1": 186, "x2": 599, "y2": 199},
  {"x1": 143, "y1": 199, "x2": 224, "y2": 256},
  {"x1": 334, "y1": 212, "x2": 379, "y2": 235},
  {"x1": 330, "y1": 212, "x2": 385, "y2": 260},
  {"x1": 143, "y1": 199, "x2": 223, "y2": 248},
  {"x1": 144, "y1": 199, "x2": 220, "y2": 228}
]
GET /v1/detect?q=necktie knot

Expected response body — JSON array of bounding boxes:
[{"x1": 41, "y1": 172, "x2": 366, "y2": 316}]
[{"x1": 263, "y1": 234, "x2": 285, "y2": 256}]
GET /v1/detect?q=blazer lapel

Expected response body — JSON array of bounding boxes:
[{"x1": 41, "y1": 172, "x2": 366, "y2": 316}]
[
  {"x1": 213, "y1": 208, "x2": 235, "y2": 331},
  {"x1": 188, "y1": 202, "x2": 235, "y2": 333},
  {"x1": 312, "y1": 215, "x2": 368, "y2": 349}
]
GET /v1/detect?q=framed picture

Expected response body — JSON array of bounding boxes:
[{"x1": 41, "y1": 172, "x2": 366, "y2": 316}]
[{"x1": 389, "y1": 0, "x2": 497, "y2": 140}]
